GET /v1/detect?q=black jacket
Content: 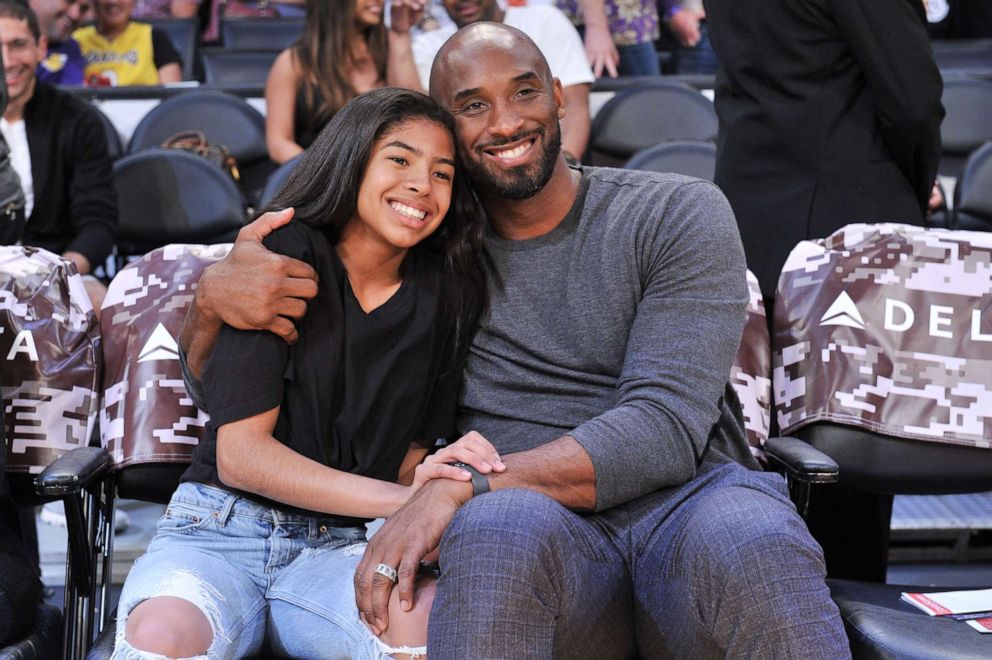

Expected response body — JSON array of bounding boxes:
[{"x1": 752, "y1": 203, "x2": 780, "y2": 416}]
[
  {"x1": 22, "y1": 82, "x2": 117, "y2": 268},
  {"x1": 706, "y1": 0, "x2": 944, "y2": 297}
]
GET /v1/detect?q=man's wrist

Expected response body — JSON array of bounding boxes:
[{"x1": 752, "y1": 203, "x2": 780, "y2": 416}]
[
  {"x1": 449, "y1": 462, "x2": 490, "y2": 497},
  {"x1": 428, "y1": 473, "x2": 474, "y2": 506}
]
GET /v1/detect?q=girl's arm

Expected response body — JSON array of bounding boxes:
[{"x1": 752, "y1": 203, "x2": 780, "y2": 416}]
[
  {"x1": 217, "y1": 406, "x2": 473, "y2": 519},
  {"x1": 395, "y1": 432, "x2": 507, "y2": 488},
  {"x1": 157, "y1": 62, "x2": 182, "y2": 84},
  {"x1": 265, "y1": 50, "x2": 305, "y2": 164}
]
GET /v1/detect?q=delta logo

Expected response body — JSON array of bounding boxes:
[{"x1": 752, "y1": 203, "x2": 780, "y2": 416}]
[
  {"x1": 818, "y1": 292, "x2": 992, "y2": 342},
  {"x1": 137, "y1": 323, "x2": 180, "y2": 363}
]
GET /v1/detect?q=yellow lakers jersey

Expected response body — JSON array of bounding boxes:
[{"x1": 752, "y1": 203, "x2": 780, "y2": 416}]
[{"x1": 74, "y1": 22, "x2": 159, "y2": 86}]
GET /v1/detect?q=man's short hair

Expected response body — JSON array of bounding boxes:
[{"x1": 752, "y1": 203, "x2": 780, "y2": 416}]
[{"x1": 0, "y1": 1, "x2": 41, "y2": 42}]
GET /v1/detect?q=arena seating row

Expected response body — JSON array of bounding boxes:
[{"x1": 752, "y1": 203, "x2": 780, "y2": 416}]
[{"x1": 5, "y1": 218, "x2": 989, "y2": 657}]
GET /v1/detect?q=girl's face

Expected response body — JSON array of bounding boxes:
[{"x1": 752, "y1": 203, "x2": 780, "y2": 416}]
[
  {"x1": 354, "y1": 0, "x2": 384, "y2": 27},
  {"x1": 350, "y1": 118, "x2": 456, "y2": 253}
]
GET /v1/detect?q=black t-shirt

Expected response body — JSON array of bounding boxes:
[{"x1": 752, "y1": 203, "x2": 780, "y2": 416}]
[
  {"x1": 151, "y1": 27, "x2": 182, "y2": 69},
  {"x1": 181, "y1": 222, "x2": 461, "y2": 518}
]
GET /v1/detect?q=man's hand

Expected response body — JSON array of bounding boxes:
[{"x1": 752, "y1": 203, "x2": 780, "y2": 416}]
[
  {"x1": 180, "y1": 208, "x2": 319, "y2": 379},
  {"x1": 196, "y1": 208, "x2": 318, "y2": 344},
  {"x1": 63, "y1": 251, "x2": 91, "y2": 275},
  {"x1": 668, "y1": 8, "x2": 705, "y2": 48},
  {"x1": 354, "y1": 479, "x2": 472, "y2": 635},
  {"x1": 584, "y1": 23, "x2": 619, "y2": 78}
]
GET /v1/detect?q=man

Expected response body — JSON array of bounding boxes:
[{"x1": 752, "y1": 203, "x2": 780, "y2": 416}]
[
  {"x1": 0, "y1": 1, "x2": 117, "y2": 310},
  {"x1": 405, "y1": 0, "x2": 594, "y2": 162},
  {"x1": 705, "y1": 0, "x2": 943, "y2": 303},
  {"x1": 180, "y1": 23, "x2": 849, "y2": 658},
  {"x1": 29, "y1": 0, "x2": 85, "y2": 85}
]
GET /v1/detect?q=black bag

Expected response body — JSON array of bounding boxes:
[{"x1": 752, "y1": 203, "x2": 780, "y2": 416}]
[
  {"x1": 162, "y1": 130, "x2": 241, "y2": 183},
  {"x1": 0, "y1": 134, "x2": 26, "y2": 246}
]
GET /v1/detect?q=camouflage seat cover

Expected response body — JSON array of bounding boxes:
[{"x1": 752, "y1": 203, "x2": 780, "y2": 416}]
[
  {"x1": 101, "y1": 244, "x2": 231, "y2": 467},
  {"x1": 0, "y1": 246, "x2": 100, "y2": 474},
  {"x1": 730, "y1": 270, "x2": 771, "y2": 459},
  {"x1": 774, "y1": 223, "x2": 992, "y2": 449}
]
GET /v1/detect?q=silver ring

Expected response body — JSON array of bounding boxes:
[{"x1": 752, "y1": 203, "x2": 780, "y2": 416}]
[{"x1": 374, "y1": 563, "x2": 398, "y2": 583}]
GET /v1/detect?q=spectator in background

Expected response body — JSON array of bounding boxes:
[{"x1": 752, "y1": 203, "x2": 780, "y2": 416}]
[
  {"x1": 660, "y1": 0, "x2": 717, "y2": 74},
  {"x1": 556, "y1": 0, "x2": 659, "y2": 76},
  {"x1": 706, "y1": 0, "x2": 942, "y2": 305},
  {"x1": 73, "y1": 0, "x2": 182, "y2": 85},
  {"x1": 0, "y1": 0, "x2": 117, "y2": 311},
  {"x1": 30, "y1": 0, "x2": 85, "y2": 84},
  {"x1": 265, "y1": 0, "x2": 421, "y2": 164},
  {"x1": 406, "y1": 0, "x2": 594, "y2": 162},
  {"x1": 131, "y1": 0, "x2": 200, "y2": 20}
]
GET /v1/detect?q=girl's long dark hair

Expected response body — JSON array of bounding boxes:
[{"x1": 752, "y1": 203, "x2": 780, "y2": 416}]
[
  {"x1": 293, "y1": 0, "x2": 388, "y2": 129},
  {"x1": 266, "y1": 88, "x2": 487, "y2": 371}
]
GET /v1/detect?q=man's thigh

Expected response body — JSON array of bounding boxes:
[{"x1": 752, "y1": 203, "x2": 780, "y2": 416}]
[
  {"x1": 627, "y1": 461, "x2": 848, "y2": 659},
  {"x1": 429, "y1": 488, "x2": 636, "y2": 660}
]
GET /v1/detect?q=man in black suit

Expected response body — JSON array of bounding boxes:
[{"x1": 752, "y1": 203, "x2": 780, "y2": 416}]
[
  {"x1": 706, "y1": 0, "x2": 943, "y2": 303},
  {"x1": 0, "y1": 0, "x2": 116, "y2": 311}
]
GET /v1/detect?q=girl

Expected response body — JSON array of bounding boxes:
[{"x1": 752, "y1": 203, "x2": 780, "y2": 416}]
[{"x1": 113, "y1": 88, "x2": 494, "y2": 659}]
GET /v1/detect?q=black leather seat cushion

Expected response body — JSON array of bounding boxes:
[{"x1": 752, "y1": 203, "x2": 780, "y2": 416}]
[{"x1": 829, "y1": 579, "x2": 992, "y2": 659}]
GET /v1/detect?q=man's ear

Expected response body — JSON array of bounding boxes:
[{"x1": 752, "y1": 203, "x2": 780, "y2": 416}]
[
  {"x1": 553, "y1": 77, "x2": 566, "y2": 119},
  {"x1": 38, "y1": 34, "x2": 49, "y2": 54}
]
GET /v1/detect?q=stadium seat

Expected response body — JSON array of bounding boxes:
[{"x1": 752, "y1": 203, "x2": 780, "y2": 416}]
[
  {"x1": 112, "y1": 149, "x2": 246, "y2": 264},
  {"x1": 932, "y1": 38, "x2": 992, "y2": 75},
  {"x1": 0, "y1": 247, "x2": 105, "y2": 660},
  {"x1": 220, "y1": 17, "x2": 304, "y2": 51},
  {"x1": 623, "y1": 140, "x2": 716, "y2": 180},
  {"x1": 91, "y1": 105, "x2": 124, "y2": 161},
  {"x1": 145, "y1": 17, "x2": 199, "y2": 82},
  {"x1": 258, "y1": 153, "x2": 301, "y2": 209},
  {"x1": 588, "y1": 82, "x2": 718, "y2": 166},
  {"x1": 954, "y1": 142, "x2": 992, "y2": 232},
  {"x1": 200, "y1": 48, "x2": 278, "y2": 87},
  {"x1": 774, "y1": 223, "x2": 992, "y2": 659},
  {"x1": 35, "y1": 246, "x2": 282, "y2": 658},
  {"x1": 127, "y1": 89, "x2": 274, "y2": 205},
  {"x1": 939, "y1": 78, "x2": 992, "y2": 177}
]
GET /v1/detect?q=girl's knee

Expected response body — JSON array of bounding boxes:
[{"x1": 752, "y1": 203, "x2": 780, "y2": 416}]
[{"x1": 124, "y1": 596, "x2": 212, "y2": 657}]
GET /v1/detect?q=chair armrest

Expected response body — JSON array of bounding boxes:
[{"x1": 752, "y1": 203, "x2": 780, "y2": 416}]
[
  {"x1": 35, "y1": 446, "x2": 113, "y2": 497},
  {"x1": 764, "y1": 436, "x2": 839, "y2": 484}
]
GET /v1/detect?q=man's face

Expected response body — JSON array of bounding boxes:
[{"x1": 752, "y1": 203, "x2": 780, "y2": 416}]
[
  {"x1": 31, "y1": 0, "x2": 81, "y2": 43},
  {"x1": 0, "y1": 17, "x2": 44, "y2": 108},
  {"x1": 441, "y1": 0, "x2": 499, "y2": 29},
  {"x1": 436, "y1": 41, "x2": 564, "y2": 200}
]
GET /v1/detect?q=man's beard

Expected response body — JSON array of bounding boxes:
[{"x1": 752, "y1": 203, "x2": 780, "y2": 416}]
[{"x1": 464, "y1": 122, "x2": 562, "y2": 201}]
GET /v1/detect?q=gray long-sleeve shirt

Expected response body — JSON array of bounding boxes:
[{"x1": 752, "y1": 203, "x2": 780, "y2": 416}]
[{"x1": 458, "y1": 167, "x2": 758, "y2": 511}]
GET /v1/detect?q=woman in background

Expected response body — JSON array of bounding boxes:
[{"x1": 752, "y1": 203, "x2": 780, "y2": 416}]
[{"x1": 265, "y1": 0, "x2": 422, "y2": 163}]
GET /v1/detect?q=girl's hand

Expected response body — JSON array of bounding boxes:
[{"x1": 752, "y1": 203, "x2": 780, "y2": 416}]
[
  {"x1": 424, "y1": 431, "x2": 507, "y2": 475},
  {"x1": 409, "y1": 461, "x2": 472, "y2": 493}
]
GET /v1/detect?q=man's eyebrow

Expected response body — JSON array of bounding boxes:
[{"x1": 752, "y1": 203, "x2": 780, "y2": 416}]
[{"x1": 450, "y1": 71, "x2": 542, "y2": 105}]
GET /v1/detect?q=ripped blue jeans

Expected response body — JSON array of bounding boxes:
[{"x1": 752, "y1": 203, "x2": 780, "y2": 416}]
[{"x1": 113, "y1": 482, "x2": 424, "y2": 659}]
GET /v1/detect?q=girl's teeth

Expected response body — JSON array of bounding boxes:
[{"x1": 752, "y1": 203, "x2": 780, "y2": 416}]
[{"x1": 391, "y1": 202, "x2": 426, "y2": 221}]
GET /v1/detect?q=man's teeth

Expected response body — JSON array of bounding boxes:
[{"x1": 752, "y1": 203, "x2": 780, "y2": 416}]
[
  {"x1": 495, "y1": 142, "x2": 531, "y2": 159},
  {"x1": 391, "y1": 202, "x2": 426, "y2": 221}
]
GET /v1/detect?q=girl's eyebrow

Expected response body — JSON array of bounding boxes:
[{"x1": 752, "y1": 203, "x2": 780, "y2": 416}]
[{"x1": 384, "y1": 141, "x2": 455, "y2": 167}]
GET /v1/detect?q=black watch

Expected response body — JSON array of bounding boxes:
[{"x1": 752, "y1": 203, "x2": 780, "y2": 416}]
[{"x1": 449, "y1": 462, "x2": 490, "y2": 497}]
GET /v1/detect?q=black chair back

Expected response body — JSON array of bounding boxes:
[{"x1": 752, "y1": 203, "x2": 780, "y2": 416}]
[
  {"x1": 200, "y1": 49, "x2": 278, "y2": 87},
  {"x1": 112, "y1": 149, "x2": 245, "y2": 260},
  {"x1": 145, "y1": 17, "x2": 200, "y2": 81},
  {"x1": 939, "y1": 78, "x2": 992, "y2": 177},
  {"x1": 220, "y1": 17, "x2": 304, "y2": 50},
  {"x1": 954, "y1": 141, "x2": 992, "y2": 232},
  {"x1": 589, "y1": 82, "x2": 717, "y2": 165},
  {"x1": 624, "y1": 140, "x2": 717, "y2": 181}
]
